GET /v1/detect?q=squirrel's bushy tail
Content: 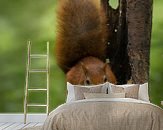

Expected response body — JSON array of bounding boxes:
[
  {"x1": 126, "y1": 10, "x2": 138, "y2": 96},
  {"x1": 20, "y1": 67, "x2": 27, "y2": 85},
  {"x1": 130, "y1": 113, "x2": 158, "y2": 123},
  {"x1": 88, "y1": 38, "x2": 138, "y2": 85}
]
[{"x1": 55, "y1": 0, "x2": 108, "y2": 73}]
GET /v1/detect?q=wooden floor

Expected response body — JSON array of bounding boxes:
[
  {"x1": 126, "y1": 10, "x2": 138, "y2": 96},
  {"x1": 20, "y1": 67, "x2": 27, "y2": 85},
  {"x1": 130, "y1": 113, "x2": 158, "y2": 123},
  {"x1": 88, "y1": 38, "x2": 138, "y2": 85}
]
[
  {"x1": 0, "y1": 114, "x2": 47, "y2": 130},
  {"x1": 0, "y1": 122, "x2": 43, "y2": 130}
]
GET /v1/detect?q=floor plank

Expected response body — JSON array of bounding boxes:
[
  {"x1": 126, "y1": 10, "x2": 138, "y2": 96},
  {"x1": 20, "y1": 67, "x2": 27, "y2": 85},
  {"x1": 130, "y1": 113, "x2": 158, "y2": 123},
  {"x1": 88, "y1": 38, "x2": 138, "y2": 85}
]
[
  {"x1": 13, "y1": 123, "x2": 30, "y2": 130},
  {"x1": 22, "y1": 123, "x2": 38, "y2": 129},
  {"x1": 0, "y1": 123, "x2": 6, "y2": 127},
  {"x1": 0, "y1": 122, "x2": 44, "y2": 130},
  {"x1": 0, "y1": 123, "x2": 14, "y2": 130},
  {"x1": 4, "y1": 123, "x2": 21, "y2": 130}
]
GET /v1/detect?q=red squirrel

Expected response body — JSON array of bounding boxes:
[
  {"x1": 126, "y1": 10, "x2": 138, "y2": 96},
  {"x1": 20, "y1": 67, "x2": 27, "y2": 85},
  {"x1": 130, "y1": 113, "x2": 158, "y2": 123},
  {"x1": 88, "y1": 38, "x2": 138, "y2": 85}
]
[{"x1": 55, "y1": 0, "x2": 117, "y2": 85}]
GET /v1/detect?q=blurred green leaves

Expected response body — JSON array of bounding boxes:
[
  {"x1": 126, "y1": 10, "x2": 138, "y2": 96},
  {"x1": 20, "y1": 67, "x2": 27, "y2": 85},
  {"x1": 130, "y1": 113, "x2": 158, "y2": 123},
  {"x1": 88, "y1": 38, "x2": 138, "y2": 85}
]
[
  {"x1": 0, "y1": 0, "x2": 66, "y2": 113},
  {"x1": 150, "y1": 0, "x2": 163, "y2": 107}
]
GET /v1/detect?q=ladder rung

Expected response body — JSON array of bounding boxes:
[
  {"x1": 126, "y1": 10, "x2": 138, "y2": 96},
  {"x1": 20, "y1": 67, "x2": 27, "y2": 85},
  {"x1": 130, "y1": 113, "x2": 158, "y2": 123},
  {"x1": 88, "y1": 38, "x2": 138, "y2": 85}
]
[
  {"x1": 29, "y1": 69, "x2": 48, "y2": 73},
  {"x1": 30, "y1": 54, "x2": 47, "y2": 58},
  {"x1": 28, "y1": 88, "x2": 47, "y2": 91},
  {"x1": 27, "y1": 104, "x2": 47, "y2": 107}
]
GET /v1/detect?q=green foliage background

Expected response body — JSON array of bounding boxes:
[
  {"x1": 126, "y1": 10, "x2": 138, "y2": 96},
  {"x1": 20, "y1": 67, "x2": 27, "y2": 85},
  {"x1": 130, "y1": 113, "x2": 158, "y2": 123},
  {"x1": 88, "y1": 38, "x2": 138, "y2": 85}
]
[{"x1": 0, "y1": 0, "x2": 162, "y2": 113}]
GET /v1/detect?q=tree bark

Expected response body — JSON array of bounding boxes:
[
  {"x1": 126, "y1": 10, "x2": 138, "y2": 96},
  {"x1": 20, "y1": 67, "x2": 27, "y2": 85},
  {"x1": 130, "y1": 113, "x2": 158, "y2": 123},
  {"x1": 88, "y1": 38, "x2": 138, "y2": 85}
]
[
  {"x1": 101, "y1": 0, "x2": 153, "y2": 84},
  {"x1": 126, "y1": 0, "x2": 153, "y2": 84}
]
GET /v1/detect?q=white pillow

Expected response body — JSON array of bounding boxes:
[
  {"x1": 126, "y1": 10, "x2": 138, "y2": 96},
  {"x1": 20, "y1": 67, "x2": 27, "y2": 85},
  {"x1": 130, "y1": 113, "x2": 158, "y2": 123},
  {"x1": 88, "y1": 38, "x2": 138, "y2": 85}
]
[
  {"x1": 66, "y1": 82, "x2": 108, "y2": 103},
  {"x1": 66, "y1": 82, "x2": 75, "y2": 103},
  {"x1": 108, "y1": 82, "x2": 150, "y2": 102},
  {"x1": 84, "y1": 93, "x2": 125, "y2": 99},
  {"x1": 138, "y1": 83, "x2": 150, "y2": 102},
  {"x1": 109, "y1": 84, "x2": 139, "y2": 99}
]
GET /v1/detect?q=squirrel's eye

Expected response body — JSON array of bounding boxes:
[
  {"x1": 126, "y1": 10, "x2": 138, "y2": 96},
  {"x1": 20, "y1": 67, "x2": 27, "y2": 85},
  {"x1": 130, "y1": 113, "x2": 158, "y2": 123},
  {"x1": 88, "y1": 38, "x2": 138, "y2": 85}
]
[{"x1": 103, "y1": 76, "x2": 107, "y2": 83}]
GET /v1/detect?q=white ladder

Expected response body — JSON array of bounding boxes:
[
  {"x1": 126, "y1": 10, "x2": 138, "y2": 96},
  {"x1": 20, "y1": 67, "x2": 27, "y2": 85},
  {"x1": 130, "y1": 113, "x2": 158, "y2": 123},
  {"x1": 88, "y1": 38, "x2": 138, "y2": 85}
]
[{"x1": 24, "y1": 41, "x2": 50, "y2": 124}]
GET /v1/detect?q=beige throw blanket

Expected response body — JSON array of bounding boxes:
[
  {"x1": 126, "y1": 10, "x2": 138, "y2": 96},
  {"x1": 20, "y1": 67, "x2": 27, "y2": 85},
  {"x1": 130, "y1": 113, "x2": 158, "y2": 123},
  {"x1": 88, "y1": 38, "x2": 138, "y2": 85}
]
[{"x1": 24, "y1": 98, "x2": 163, "y2": 130}]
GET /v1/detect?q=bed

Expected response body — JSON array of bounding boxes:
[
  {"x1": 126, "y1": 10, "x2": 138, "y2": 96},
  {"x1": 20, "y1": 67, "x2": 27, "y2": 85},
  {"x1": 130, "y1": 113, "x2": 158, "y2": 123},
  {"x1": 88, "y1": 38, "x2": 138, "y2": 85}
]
[{"x1": 22, "y1": 83, "x2": 163, "y2": 130}]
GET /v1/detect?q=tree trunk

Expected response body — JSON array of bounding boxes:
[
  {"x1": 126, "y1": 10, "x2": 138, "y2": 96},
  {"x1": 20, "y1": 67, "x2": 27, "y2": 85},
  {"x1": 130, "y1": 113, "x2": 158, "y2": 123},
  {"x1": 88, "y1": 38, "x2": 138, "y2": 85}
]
[
  {"x1": 126, "y1": 0, "x2": 153, "y2": 84},
  {"x1": 101, "y1": 0, "x2": 153, "y2": 84}
]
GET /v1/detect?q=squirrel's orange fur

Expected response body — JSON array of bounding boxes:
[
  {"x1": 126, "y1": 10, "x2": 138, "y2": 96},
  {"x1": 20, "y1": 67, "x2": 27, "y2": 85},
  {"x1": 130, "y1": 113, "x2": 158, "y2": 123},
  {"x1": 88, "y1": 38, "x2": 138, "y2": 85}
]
[{"x1": 55, "y1": 0, "x2": 117, "y2": 85}]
